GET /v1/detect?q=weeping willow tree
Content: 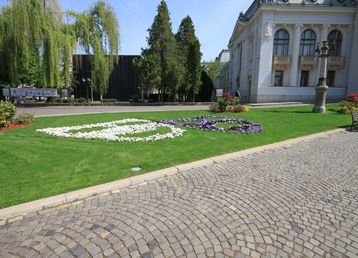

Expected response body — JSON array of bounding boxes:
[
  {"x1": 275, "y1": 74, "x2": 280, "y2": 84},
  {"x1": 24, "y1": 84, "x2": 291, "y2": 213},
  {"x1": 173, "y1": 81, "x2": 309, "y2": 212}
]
[
  {"x1": 0, "y1": 0, "x2": 63, "y2": 87},
  {"x1": 0, "y1": 0, "x2": 119, "y2": 96},
  {"x1": 71, "y1": 1, "x2": 119, "y2": 99}
]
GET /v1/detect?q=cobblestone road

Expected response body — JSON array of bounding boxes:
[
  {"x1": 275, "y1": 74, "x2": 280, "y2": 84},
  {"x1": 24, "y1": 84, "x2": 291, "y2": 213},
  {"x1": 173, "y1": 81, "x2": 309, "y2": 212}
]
[{"x1": 1, "y1": 131, "x2": 358, "y2": 258}]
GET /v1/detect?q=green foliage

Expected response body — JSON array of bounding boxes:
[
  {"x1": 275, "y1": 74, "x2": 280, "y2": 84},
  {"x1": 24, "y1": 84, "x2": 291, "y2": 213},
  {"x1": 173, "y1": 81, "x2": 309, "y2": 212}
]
[
  {"x1": 225, "y1": 105, "x2": 250, "y2": 113},
  {"x1": 210, "y1": 93, "x2": 243, "y2": 113},
  {"x1": 176, "y1": 16, "x2": 202, "y2": 101},
  {"x1": 197, "y1": 70, "x2": 214, "y2": 102},
  {"x1": 336, "y1": 100, "x2": 358, "y2": 114},
  {"x1": 71, "y1": 1, "x2": 119, "y2": 98},
  {"x1": 0, "y1": 101, "x2": 16, "y2": 127},
  {"x1": 135, "y1": 0, "x2": 185, "y2": 102},
  {"x1": 203, "y1": 60, "x2": 221, "y2": 81},
  {"x1": 13, "y1": 113, "x2": 34, "y2": 125},
  {"x1": 0, "y1": 0, "x2": 119, "y2": 95}
]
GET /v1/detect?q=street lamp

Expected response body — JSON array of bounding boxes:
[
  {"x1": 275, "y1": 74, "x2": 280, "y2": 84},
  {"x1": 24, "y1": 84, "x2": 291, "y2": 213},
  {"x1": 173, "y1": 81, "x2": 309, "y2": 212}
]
[
  {"x1": 82, "y1": 77, "x2": 93, "y2": 102},
  {"x1": 313, "y1": 41, "x2": 329, "y2": 113}
]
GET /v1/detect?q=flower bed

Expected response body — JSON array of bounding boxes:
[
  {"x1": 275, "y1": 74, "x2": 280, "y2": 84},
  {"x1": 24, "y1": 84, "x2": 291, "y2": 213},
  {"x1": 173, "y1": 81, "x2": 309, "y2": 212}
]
[
  {"x1": 37, "y1": 119, "x2": 185, "y2": 142},
  {"x1": 36, "y1": 115, "x2": 263, "y2": 142},
  {"x1": 156, "y1": 115, "x2": 263, "y2": 134}
]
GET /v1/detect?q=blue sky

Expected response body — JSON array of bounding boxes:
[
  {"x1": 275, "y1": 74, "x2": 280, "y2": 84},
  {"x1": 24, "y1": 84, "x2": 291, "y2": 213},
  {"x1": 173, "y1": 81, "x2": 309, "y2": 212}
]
[{"x1": 0, "y1": 0, "x2": 252, "y2": 61}]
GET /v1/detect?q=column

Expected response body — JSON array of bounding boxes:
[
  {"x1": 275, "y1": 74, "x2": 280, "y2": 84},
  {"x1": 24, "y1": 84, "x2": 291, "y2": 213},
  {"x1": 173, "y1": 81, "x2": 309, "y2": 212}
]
[
  {"x1": 320, "y1": 24, "x2": 330, "y2": 42},
  {"x1": 289, "y1": 24, "x2": 303, "y2": 87}
]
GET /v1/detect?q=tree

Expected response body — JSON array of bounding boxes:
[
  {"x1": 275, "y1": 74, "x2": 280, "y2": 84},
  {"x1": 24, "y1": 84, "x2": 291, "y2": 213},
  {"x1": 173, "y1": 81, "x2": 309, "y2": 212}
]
[
  {"x1": 176, "y1": 16, "x2": 202, "y2": 102},
  {"x1": 0, "y1": 0, "x2": 119, "y2": 99},
  {"x1": 197, "y1": 70, "x2": 214, "y2": 102},
  {"x1": 70, "y1": 1, "x2": 119, "y2": 100},
  {"x1": 203, "y1": 60, "x2": 221, "y2": 82},
  {"x1": 136, "y1": 0, "x2": 181, "y2": 102}
]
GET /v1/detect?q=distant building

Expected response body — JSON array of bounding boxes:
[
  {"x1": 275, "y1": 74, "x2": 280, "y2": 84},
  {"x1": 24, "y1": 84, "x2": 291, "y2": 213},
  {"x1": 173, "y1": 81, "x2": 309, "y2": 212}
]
[
  {"x1": 228, "y1": 0, "x2": 358, "y2": 103},
  {"x1": 72, "y1": 55, "x2": 140, "y2": 101},
  {"x1": 214, "y1": 50, "x2": 231, "y2": 93}
]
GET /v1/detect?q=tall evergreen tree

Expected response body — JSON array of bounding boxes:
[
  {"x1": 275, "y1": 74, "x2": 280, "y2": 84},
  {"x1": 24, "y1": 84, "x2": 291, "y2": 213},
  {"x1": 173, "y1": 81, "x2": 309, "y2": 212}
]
[
  {"x1": 176, "y1": 16, "x2": 202, "y2": 102},
  {"x1": 136, "y1": 0, "x2": 182, "y2": 101}
]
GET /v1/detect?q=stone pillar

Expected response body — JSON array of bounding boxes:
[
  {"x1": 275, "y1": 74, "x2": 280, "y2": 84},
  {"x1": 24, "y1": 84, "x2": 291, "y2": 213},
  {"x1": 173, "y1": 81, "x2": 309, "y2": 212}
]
[
  {"x1": 289, "y1": 24, "x2": 303, "y2": 87},
  {"x1": 348, "y1": 12, "x2": 358, "y2": 93},
  {"x1": 320, "y1": 24, "x2": 330, "y2": 42}
]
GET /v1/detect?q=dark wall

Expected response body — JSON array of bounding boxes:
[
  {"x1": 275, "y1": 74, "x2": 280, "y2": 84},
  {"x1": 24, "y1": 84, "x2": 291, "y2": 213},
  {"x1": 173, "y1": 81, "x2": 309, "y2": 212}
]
[{"x1": 72, "y1": 55, "x2": 141, "y2": 101}]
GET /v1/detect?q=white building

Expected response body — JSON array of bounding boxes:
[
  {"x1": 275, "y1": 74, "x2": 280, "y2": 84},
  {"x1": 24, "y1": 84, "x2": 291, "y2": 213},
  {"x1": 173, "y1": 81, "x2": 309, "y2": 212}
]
[
  {"x1": 214, "y1": 50, "x2": 231, "y2": 92},
  {"x1": 228, "y1": 0, "x2": 358, "y2": 103}
]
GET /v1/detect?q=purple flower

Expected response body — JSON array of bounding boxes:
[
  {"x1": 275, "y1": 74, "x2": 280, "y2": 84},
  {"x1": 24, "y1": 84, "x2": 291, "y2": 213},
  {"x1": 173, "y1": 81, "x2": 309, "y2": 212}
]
[{"x1": 155, "y1": 115, "x2": 263, "y2": 134}]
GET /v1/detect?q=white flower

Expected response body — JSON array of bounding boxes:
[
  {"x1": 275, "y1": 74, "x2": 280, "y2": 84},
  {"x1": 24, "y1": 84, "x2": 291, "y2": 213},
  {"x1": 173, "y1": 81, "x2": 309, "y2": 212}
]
[{"x1": 36, "y1": 118, "x2": 185, "y2": 142}]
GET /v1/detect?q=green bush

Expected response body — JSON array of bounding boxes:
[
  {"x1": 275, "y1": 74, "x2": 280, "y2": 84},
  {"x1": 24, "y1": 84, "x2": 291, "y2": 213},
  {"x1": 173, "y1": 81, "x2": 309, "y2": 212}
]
[
  {"x1": 209, "y1": 102, "x2": 221, "y2": 112},
  {"x1": 73, "y1": 97, "x2": 88, "y2": 103},
  {"x1": 13, "y1": 113, "x2": 34, "y2": 125},
  {"x1": 129, "y1": 95, "x2": 140, "y2": 103},
  {"x1": 102, "y1": 99, "x2": 117, "y2": 103},
  {"x1": 210, "y1": 94, "x2": 242, "y2": 113},
  {"x1": 336, "y1": 100, "x2": 358, "y2": 114},
  {"x1": 226, "y1": 104, "x2": 250, "y2": 113},
  {"x1": 0, "y1": 101, "x2": 16, "y2": 127}
]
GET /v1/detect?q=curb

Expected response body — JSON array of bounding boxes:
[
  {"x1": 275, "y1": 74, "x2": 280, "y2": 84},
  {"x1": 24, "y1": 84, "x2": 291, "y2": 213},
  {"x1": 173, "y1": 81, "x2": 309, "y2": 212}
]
[{"x1": 0, "y1": 128, "x2": 346, "y2": 224}]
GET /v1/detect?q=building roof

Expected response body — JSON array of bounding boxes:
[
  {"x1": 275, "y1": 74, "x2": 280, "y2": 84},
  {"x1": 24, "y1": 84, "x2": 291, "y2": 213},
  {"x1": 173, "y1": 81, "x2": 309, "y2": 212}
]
[{"x1": 239, "y1": 0, "x2": 358, "y2": 23}]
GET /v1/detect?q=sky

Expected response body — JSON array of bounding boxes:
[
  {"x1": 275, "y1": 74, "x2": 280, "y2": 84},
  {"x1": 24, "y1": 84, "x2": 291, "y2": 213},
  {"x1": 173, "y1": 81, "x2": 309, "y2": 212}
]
[{"x1": 0, "y1": 0, "x2": 252, "y2": 61}]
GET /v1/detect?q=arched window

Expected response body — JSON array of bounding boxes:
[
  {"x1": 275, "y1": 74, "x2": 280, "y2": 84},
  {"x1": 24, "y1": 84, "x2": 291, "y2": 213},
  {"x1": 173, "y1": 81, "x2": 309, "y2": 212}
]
[
  {"x1": 328, "y1": 30, "x2": 342, "y2": 56},
  {"x1": 273, "y1": 29, "x2": 289, "y2": 56},
  {"x1": 300, "y1": 29, "x2": 316, "y2": 56}
]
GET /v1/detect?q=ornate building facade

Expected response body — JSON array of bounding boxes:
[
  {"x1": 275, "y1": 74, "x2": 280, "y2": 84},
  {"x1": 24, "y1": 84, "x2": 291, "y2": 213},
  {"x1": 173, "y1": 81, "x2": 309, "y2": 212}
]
[{"x1": 228, "y1": 0, "x2": 358, "y2": 103}]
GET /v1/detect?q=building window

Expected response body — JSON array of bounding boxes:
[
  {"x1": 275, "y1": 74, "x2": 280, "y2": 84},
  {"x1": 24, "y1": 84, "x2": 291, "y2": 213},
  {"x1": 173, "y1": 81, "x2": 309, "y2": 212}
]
[
  {"x1": 300, "y1": 29, "x2": 316, "y2": 56},
  {"x1": 274, "y1": 70, "x2": 284, "y2": 86},
  {"x1": 327, "y1": 70, "x2": 336, "y2": 87},
  {"x1": 273, "y1": 29, "x2": 289, "y2": 56},
  {"x1": 300, "y1": 70, "x2": 310, "y2": 86},
  {"x1": 328, "y1": 30, "x2": 342, "y2": 56}
]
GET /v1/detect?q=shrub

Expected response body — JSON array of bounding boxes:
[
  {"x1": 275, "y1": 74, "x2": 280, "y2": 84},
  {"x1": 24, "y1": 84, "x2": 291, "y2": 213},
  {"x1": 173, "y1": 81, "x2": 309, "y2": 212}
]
[
  {"x1": 211, "y1": 93, "x2": 242, "y2": 113},
  {"x1": 0, "y1": 101, "x2": 16, "y2": 127},
  {"x1": 336, "y1": 100, "x2": 358, "y2": 114},
  {"x1": 225, "y1": 104, "x2": 250, "y2": 113},
  {"x1": 209, "y1": 102, "x2": 220, "y2": 112},
  {"x1": 216, "y1": 97, "x2": 228, "y2": 112},
  {"x1": 13, "y1": 113, "x2": 34, "y2": 125},
  {"x1": 336, "y1": 93, "x2": 358, "y2": 114},
  {"x1": 223, "y1": 92, "x2": 233, "y2": 102},
  {"x1": 73, "y1": 97, "x2": 88, "y2": 103},
  {"x1": 129, "y1": 95, "x2": 140, "y2": 103},
  {"x1": 102, "y1": 99, "x2": 117, "y2": 103},
  {"x1": 345, "y1": 92, "x2": 358, "y2": 103}
]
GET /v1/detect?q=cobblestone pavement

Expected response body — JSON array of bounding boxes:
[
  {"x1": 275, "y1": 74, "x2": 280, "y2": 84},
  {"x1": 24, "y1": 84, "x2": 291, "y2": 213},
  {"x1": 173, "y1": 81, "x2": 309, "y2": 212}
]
[{"x1": 1, "y1": 131, "x2": 358, "y2": 258}]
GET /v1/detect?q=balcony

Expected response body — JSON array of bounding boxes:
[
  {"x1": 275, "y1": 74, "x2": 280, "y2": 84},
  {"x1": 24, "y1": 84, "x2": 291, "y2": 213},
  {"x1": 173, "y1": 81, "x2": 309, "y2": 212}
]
[
  {"x1": 328, "y1": 56, "x2": 345, "y2": 70},
  {"x1": 299, "y1": 56, "x2": 318, "y2": 70},
  {"x1": 272, "y1": 55, "x2": 291, "y2": 70}
]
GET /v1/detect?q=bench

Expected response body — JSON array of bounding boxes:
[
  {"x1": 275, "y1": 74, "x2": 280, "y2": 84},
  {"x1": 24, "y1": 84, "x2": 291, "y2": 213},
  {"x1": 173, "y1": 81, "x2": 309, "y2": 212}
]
[{"x1": 352, "y1": 110, "x2": 358, "y2": 132}]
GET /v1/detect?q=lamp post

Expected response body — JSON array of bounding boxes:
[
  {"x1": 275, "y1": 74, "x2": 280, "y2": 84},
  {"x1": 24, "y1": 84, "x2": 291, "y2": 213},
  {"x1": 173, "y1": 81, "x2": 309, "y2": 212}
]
[
  {"x1": 313, "y1": 41, "x2": 329, "y2": 113},
  {"x1": 82, "y1": 77, "x2": 93, "y2": 102}
]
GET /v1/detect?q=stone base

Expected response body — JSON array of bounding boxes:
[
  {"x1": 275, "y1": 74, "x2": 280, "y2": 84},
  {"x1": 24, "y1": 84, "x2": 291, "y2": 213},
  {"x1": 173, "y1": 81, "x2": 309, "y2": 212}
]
[{"x1": 313, "y1": 105, "x2": 326, "y2": 113}]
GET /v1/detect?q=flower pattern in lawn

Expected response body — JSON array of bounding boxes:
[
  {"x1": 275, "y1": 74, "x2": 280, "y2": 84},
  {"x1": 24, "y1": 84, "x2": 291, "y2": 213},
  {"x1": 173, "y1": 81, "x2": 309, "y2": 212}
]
[
  {"x1": 156, "y1": 115, "x2": 263, "y2": 134},
  {"x1": 37, "y1": 119, "x2": 185, "y2": 142},
  {"x1": 36, "y1": 116, "x2": 263, "y2": 142}
]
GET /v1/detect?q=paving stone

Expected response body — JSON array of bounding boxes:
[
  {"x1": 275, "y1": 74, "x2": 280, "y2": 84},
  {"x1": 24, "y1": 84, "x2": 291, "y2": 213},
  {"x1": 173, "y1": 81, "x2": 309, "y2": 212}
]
[{"x1": 0, "y1": 132, "x2": 358, "y2": 257}]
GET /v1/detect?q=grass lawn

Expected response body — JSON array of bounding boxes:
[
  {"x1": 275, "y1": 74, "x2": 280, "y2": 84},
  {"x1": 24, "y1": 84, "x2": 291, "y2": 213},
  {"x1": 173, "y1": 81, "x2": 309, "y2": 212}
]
[{"x1": 0, "y1": 104, "x2": 351, "y2": 208}]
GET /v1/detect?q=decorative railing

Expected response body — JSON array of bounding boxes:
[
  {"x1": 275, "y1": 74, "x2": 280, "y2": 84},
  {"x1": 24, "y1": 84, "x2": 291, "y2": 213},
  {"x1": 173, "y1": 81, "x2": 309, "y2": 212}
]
[
  {"x1": 299, "y1": 56, "x2": 318, "y2": 70},
  {"x1": 273, "y1": 55, "x2": 291, "y2": 65}
]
